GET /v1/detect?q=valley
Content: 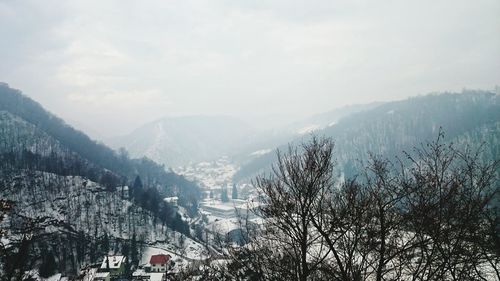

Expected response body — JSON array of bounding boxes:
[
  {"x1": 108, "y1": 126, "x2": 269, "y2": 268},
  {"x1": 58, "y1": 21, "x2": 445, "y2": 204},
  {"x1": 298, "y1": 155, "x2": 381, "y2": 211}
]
[
  {"x1": 2, "y1": 0, "x2": 499, "y2": 279},
  {"x1": 0, "y1": 83, "x2": 499, "y2": 281}
]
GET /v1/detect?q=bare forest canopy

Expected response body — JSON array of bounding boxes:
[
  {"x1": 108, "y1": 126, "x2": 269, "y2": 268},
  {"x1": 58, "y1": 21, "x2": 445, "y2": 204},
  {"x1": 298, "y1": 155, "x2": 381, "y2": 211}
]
[{"x1": 0, "y1": 83, "x2": 200, "y2": 278}]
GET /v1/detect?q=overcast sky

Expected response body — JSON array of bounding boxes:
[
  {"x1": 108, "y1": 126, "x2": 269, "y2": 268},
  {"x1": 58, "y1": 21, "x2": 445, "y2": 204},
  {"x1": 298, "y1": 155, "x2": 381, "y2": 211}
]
[{"x1": 1, "y1": 0, "x2": 499, "y2": 138}]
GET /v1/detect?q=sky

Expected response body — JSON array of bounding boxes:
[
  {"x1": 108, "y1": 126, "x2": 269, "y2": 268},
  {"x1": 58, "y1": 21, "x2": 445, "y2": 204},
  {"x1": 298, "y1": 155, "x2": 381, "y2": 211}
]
[{"x1": 1, "y1": 0, "x2": 499, "y2": 138}]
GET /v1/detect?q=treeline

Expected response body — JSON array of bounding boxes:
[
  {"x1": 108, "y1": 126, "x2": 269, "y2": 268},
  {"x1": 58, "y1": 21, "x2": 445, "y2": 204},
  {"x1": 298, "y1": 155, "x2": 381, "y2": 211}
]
[
  {"x1": 0, "y1": 83, "x2": 201, "y2": 209},
  {"x1": 0, "y1": 147, "x2": 193, "y2": 236},
  {"x1": 0, "y1": 83, "x2": 201, "y2": 278},
  {"x1": 0, "y1": 168, "x2": 190, "y2": 280},
  {"x1": 198, "y1": 134, "x2": 500, "y2": 281},
  {"x1": 129, "y1": 175, "x2": 190, "y2": 234},
  {"x1": 2, "y1": 228, "x2": 143, "y2": 279},
  {"x1": 0, "y1": 151, "x2": 192, "y2": 278},
  {"x1": 234, "y1": 90, "x2": 500, "y2": 182},
  {"x1": 327, "y1": 91, "x2": 500, "y2": 177}
]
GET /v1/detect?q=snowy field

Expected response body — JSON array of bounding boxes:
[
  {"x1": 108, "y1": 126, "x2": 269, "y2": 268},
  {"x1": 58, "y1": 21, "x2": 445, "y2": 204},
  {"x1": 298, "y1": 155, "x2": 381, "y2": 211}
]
[{"x1": 142, "y1": 239, "x2": 209, "y2": 272}]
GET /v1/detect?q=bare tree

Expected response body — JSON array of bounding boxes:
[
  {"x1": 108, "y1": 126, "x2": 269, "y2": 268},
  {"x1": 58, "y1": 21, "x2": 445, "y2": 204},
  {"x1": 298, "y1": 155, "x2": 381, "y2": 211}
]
[
  {"x1": 243, "y1": 136, "x2": 337, "y2": 281},
  {"x1": 400, "y1": 133, "x2": 500, "y2": 280},
  {"x1": 206, "y1": 133, "x2": 499, "y2": 281}
]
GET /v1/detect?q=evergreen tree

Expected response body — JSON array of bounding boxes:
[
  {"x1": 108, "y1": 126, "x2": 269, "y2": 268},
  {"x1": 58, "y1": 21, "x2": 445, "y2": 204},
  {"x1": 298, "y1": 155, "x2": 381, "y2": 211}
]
[
  {"x1": 231, "y1": 184, "x2": 238, "y2": 199},
  {"x1": 121, "y1": 241, "x2": 131, "y2": 275},
  {"x1": 132, "y1": 175, "x2": 143, "y2": 200},
  {"x1": 76, "y1": 230, "x2": 86, "y2": 264},
  {"x1": 101, "y1": 233, "x2": 110, "y2": 255},
  {"x1": 39, "y1": 251, "x2": 57, "y2": 278},
  {"x1": 105, "y1": 256, "x2": 110, "y2": 270},
  {"x1": 133, "y1": 175, "x2": 143, "y2": 189},
  {"x1": 221, "y1": 187, "x2": 229, "y2": 202},
  {"x1": 130, "y1": 232, "x2": 139, "y2": 267},
  {"x1": 194, "y1": 224, "x2": 204, "y2": 241}
]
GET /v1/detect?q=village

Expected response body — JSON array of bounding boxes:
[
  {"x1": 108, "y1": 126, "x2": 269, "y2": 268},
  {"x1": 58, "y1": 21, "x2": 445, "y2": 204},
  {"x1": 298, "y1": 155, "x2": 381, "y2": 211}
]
[
  {"x1": 30, "y1": 158, "x2": 262, "y2": 281},
  {"x1": 79, "y1": 253, "x2": 173, "y2": 281},
  {"x1": 40, "y1": 198, "x2": 258, "y2": 281}
]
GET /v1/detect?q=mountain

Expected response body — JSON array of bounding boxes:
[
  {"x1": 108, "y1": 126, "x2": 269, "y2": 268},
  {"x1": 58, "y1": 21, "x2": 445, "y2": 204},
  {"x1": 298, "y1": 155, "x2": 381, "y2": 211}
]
[
  {"x1": 227, "y1": 102, "x2": 382, "y2": 166},
  {"x1": 233, "y1": 90, "x2": 500, "y2": 182},
  {"x1": 107, "y1": 115, "x2": 257, "y2": 168},
  {"x1": 284, "y1": 102, "x2": 383, "y2": 135},
  {"x1": 107, "y1": 102, "x2": 382, "y2": 170},
  {"x1": 0, "y1": 83, "x2": 202, "y2": 278}
]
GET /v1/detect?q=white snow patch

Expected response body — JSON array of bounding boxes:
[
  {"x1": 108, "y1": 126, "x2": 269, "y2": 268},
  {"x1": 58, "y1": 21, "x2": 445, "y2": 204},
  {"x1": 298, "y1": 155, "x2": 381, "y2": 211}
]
[
  {"x1": 297, "y1": 124, "x2": 320, "y2": 135},
  {"x1": 207, "y1": 218, "x2": 240, "y2": 234},
  {"x1": 250, "y1": 149, "x2": 272, "y2": 156}
]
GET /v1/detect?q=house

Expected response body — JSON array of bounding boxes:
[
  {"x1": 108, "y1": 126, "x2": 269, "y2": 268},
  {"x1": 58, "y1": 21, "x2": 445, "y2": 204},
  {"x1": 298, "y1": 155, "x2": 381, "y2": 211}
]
[
  {"x1": 149, "y1": 254, "x2": 171, "y2": 273},
  {"x1": 98, "y1": 255, "x2": 127, "y2": 278},
  {"x1": 163, "y1": 196, "x2": 178, "y2": 206},
  {"x1": 121, "y1": 186, "x2": 129, "y2": 199}
]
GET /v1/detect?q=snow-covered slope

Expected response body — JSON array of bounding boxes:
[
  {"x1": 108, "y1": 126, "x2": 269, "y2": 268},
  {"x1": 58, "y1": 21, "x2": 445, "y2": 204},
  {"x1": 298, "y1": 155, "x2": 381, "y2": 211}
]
[
  {"x1": 0, "y1": 83, "x2": 204, "y2": 278},
  {"x1": 0, "y1": 110, "x2": 65, "y2": 156}
]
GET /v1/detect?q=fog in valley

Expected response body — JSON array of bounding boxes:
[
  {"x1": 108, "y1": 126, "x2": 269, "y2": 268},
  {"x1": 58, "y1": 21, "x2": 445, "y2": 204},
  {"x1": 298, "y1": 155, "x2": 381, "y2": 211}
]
[{"x1": 0, "y1": 1, "x2": 499, "y2": 280}]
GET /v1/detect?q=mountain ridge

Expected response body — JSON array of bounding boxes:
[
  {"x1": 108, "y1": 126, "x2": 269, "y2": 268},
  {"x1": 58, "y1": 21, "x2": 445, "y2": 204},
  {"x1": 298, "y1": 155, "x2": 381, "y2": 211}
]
[
  {"x1": 107, "y1": 114, "x2": 257, "y2": 167},
  {"x1": 233, "y1": 90, "x2": 500, "y2": 182}
]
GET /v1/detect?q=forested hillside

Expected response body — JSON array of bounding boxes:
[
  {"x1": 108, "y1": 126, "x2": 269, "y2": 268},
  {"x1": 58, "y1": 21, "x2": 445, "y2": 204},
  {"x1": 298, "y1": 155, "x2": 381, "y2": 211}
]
[
  {"x1": 0, "y1": 83, "x2": 202, "y2": 278},
  {"x1": 234, "y1": 90, "x2": 500, "y2": 181}
]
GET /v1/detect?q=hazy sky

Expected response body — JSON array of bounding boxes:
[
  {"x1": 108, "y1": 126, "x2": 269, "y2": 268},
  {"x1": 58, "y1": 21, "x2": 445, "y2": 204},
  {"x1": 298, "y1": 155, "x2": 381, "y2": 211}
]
[{"x1": 1, "y1": 0, "x2": 499, "y2": 138}]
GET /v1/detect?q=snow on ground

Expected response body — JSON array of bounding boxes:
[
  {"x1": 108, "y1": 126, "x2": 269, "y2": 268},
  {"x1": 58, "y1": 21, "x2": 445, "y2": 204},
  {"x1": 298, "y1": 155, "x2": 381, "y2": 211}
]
[
  {"x1": 183, "y1": 238, "x2": 207, "y2": 260},
  {"x1": 44, "y1": 273, "x2": 62, "y2": 281},
  {"x1": 132, "y1": 269, "x2": 164, "y2": 281},
  {"x1": 1, "y1": 171, "x2": 189, "y2": 252},
  {"x1": 202, "y1": 201, "x2": 236, "y2": 211},
  {"x1": 81, "y1": 268, "x2": 97, "y2": 281},
  {"x1": 141, "y1": 246, "x2": 191, "y2": 272},
  {"x1": 149, "y1": 273, "x2": 165, "y2": 281},
  {"x1": 297, "y1": 124, "x2": 320, "y2": 135},
  {"x1": 1, "y1": 236, "x2": 9, "y2": 247},
  {"x1": 142, "y1": 239, "x2": 208, "y2": 272},
  {"x1": 21, "y1": 271, "x2": 64, "y2": 281},
  {"x1": 207, "y1": 219, "x2": 240, "y2": 234}
]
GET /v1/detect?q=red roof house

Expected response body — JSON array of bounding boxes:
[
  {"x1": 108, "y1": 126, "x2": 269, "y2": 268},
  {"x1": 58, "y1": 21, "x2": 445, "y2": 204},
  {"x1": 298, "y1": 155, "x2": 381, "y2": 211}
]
[{"x1": 149, "y1": 254, "x2": 171, "y2": 272}]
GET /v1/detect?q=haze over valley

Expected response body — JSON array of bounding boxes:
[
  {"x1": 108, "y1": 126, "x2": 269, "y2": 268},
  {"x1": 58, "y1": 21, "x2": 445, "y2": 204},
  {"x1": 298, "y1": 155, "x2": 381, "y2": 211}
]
[{"x1": 0, "y1": 0, "x2": 499, "y2": 280}]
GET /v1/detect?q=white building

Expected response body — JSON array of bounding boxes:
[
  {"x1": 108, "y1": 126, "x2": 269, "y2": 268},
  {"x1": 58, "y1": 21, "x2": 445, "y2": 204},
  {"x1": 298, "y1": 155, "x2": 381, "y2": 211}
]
[
  {"x1": 163, "y1": 196, "x2": 178, "y2": 206},
  {"x1": 149, "y1": 254, "x2": 171, "y2": 273}
]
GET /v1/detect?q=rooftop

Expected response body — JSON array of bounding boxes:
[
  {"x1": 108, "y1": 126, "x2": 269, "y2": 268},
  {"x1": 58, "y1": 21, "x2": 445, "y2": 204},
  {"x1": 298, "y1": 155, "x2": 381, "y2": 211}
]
[
  {"x1": 150, "y1": 254, "x2": 171, "y2": 264},
  {"x1": 100, "y1": 255, "x2": 126, "y2": 270}
]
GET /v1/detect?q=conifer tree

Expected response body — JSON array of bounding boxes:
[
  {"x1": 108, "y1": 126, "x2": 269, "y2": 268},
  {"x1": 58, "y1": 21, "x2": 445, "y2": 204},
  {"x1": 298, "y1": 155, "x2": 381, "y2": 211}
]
[
  {"x1": 231, "y1": 184, "x2": 238, "y2": 199},
  {"x1": 130, "y1": 232, "x2": 139, "y2": 266},
  {"x1": 221, "y1": 187, "x2": 229, "y2": 202}
]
